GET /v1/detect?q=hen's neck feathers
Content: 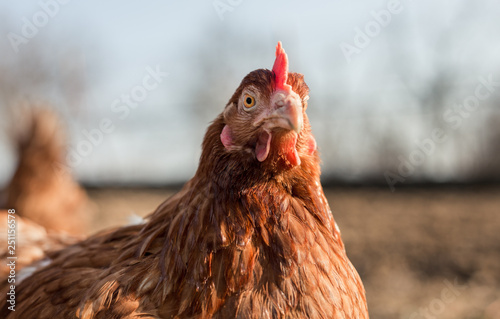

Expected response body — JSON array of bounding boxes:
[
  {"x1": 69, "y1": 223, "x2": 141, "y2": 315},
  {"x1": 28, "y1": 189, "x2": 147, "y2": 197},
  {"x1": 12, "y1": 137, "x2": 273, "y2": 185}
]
[
  {"x1": 149, "y1": 113, "x2": 332, "y2": 231},
  {"x1": 140, "y1": 112, "x2": 341, "y2": 263},
  {"x1": 120, "y1": 110, "x2": 358, "y2": 318}
]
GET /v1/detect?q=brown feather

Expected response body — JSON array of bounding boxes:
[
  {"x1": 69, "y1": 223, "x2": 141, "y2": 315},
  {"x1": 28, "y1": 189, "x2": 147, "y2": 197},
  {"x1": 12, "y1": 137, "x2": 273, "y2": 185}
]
[{"x1": 0, "y1": 63, "x2": 368, "y2": 318}]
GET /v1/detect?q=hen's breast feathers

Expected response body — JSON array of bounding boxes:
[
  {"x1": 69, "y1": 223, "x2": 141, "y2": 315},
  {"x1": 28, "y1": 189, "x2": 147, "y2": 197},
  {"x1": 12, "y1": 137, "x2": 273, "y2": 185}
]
[
  {"x1": 2, "y1": 110, "x2": 368, "y2": 319},
  {"x1": 1, "y1": 156, "x2": 367, "y2": 318}
]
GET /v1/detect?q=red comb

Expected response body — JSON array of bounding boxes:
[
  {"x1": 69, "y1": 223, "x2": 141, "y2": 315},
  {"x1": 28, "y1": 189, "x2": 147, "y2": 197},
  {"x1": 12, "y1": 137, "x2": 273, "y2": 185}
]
[{"x1": 272, "y1": 41, "x2": 290, "y2": 91}]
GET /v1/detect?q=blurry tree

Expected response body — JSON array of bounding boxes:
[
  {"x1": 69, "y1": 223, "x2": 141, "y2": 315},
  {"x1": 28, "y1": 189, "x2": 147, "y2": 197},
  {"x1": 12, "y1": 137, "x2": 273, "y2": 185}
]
[
  {"x1": 378, "y1": 2, "x2": 500, "y2": 184},
  {"x1": 186, "y1": 25, "x2": 269, "y2": 131},
  {"x1": 0, "y1": 16, "x2": 90, "y2": 122},
  {"x1": 0, "y1": 16, "x2": 91, "y2": 189}
]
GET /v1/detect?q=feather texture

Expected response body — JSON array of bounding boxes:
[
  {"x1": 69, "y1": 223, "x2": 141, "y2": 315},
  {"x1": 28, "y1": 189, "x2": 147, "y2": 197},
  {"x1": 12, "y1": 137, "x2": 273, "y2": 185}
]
[{"x1": 0, "y1": 44, "x2": 368, "y2": 318}]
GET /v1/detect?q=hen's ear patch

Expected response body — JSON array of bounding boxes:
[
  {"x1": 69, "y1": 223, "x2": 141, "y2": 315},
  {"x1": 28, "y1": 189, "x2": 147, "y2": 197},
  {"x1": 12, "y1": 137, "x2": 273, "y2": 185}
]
[{"x1": 307, "y1": 135, "x2": 317, "y2": 155}]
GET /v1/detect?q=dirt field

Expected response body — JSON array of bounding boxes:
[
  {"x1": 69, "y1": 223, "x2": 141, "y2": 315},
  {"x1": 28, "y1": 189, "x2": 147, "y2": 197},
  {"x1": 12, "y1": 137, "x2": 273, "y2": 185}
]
[{"x1": 86, "y1": 185, "x2": 500, "y2": 319}]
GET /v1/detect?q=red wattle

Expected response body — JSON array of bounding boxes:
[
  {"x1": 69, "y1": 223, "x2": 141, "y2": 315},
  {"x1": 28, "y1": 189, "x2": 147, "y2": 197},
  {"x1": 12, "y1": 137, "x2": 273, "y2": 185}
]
[
  {"x1": 220, "y1": 125, "x2": 233, "y2": 150},
  {"x1": 283, "y1": 133, "x2": 301, "y2": 166},
  {"x1": 256, "y1": 130, "x2": 272, "y2": 162}
]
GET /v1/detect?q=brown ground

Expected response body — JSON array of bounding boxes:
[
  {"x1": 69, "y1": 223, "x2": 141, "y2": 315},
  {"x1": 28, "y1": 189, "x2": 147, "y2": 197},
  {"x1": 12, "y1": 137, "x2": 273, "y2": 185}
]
[{"x1": 86, "y1": 185, "x2": 500, "y2": 319}]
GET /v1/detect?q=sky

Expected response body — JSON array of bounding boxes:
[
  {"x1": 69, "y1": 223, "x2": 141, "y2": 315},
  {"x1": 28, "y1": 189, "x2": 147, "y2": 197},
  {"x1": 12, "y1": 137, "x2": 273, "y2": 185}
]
[{"x1": 1, "y1": 0, "x2": 499, "y2": 186}]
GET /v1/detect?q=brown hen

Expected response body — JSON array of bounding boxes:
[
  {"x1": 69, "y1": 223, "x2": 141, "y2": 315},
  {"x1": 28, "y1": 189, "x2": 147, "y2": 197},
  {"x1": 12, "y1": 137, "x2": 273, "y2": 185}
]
[
  {"x1": 0, "y1": 42, "x2": 368, "y2": 318},
  {"x1": 4, "y1": 106, "x2": 93, "y2": 235}
]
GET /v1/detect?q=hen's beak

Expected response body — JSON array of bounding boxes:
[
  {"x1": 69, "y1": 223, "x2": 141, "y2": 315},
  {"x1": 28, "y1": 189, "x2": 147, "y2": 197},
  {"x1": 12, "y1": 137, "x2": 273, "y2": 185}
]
[{"x1": 259, "y1": 89, "x2": 303, "y2": 134}]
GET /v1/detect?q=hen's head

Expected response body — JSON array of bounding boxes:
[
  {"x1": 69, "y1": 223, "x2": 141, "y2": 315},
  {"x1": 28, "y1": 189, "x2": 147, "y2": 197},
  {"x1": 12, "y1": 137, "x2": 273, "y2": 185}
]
[{"x1": 219, "y1": 42, "x2": 317, "y2": 172}]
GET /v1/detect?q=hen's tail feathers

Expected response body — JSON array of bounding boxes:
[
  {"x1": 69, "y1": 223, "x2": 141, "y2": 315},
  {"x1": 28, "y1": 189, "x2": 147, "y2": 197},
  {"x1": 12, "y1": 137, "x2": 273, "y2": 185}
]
[{"x1": 4, "y1": 105, "x2": 96, "y2": 235}]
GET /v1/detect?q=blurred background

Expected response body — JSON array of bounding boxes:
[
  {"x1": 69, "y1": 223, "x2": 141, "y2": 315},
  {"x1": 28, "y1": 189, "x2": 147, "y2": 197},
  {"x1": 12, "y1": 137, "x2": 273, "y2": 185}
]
[{"x1": 0, "y1": 1, "x2": 499, "y2": 318}]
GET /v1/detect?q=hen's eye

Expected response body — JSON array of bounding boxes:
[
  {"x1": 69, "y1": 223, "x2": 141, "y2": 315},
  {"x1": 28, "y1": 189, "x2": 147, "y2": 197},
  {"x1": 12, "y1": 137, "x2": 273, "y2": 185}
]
[{"x1": 243, "y1": 94, "x2": 256, "y2": 109}]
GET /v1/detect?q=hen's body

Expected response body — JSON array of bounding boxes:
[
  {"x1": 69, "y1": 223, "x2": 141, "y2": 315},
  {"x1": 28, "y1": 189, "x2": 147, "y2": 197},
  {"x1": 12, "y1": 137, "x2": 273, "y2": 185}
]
[
  {"x1": 0, "y1": 210, "x2": 80, "y2": 281},
  {"x1": 0, "y1": 107, "x2": 93, "y2": 283},
  {"x1": 5, "y1": 107, "x2": 93, "y2": 235},
  {"x1": 1, "y1": 45, "x2": 368, "y2": 318}
]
